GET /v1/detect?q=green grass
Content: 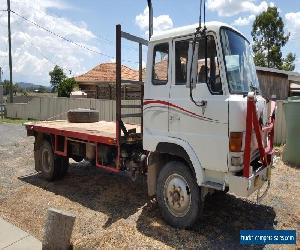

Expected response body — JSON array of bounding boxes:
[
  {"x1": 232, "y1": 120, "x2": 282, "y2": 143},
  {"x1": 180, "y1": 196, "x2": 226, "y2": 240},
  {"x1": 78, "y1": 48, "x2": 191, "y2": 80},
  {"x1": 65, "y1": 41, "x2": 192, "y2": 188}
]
[{"x1": 0, "y1": 118, "x2": 29, "y2": 125}]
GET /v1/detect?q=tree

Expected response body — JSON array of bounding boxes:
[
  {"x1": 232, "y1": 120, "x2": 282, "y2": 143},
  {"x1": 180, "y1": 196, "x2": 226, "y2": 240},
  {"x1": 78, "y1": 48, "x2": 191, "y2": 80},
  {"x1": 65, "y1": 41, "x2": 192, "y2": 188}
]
[
  {"x1": 57, "y1": 77, "x2": 77, "y2": 97},
  {"x1": 2, "y1": 80, "x2": 10, "y2": 95},
  {"x1": 252, "y1": 6, "x2": 296, "y2": 71},
  {"x1": 0, "y1": 80, "x2": 25, "y2": 96},
  {"x1": 49, "y1": 65, "x2": 66, "y2": 92},
  {"x1": 282, "y1": 52, "x2": 296, "y2": 71}
]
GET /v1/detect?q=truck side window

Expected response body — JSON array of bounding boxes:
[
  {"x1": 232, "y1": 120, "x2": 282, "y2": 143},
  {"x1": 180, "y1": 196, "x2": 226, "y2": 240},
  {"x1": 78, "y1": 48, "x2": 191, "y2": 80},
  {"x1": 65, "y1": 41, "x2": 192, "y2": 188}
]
[
  {"x1": 198, "y1": 36, "x2": 223, "y2": 94},
  {"x1": 175, "y1": 40, "x2": 189, "y2": 85},
  {"x1": 152, "y1": 43, "x2": 169, "y2": 85}
]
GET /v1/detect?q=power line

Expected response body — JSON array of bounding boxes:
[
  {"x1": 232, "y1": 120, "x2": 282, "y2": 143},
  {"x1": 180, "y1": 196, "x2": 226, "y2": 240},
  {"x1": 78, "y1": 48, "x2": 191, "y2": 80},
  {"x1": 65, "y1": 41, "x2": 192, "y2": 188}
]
[
  {"x1": 10, "y1": 14, "x2": 74, "y2": 75},
  {"x1": 10, "y1": 9, "x2": 140, "y2": 64},
  {"x1": 10, "y1": 10, "x2": 114, "y2": 59},
  {"x1": 7, "y1": 1, "x2": 143, "y2": 63},
  {"x1": 29, "y1": 41, "x2": 73, "y2": 75},
  {"x1": 10, "y1": 0, "x2": 141, "y2": 54}
]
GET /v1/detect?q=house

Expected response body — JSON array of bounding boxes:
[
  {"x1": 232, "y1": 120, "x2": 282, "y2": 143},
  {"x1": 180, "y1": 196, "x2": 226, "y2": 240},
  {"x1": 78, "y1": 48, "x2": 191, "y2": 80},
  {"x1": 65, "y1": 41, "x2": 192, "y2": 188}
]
[
  {"x1": 75, "y1": 63, "x2": 141, "y2": 99},
  {"x1": 256, "y1": 67, "x2": 300, "y2": 100}
]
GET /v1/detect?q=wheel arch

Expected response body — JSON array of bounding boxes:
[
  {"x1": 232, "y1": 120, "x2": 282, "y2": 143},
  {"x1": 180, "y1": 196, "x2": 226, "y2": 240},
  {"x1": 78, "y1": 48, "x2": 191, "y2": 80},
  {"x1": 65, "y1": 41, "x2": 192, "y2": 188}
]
[
  {"x1": 156, "y1": 142, "x2": 194, "y2": 175},
  {"x1": 146, "y1": 136, "x2": 205, "y2": 196}
]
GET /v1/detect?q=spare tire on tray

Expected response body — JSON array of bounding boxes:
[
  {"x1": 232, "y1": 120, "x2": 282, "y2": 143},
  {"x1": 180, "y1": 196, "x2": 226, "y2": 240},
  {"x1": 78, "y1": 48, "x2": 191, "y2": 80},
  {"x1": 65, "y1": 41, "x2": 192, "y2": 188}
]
[{"x1": 67, "y1": 109, "x2": 99, "y2": 123}]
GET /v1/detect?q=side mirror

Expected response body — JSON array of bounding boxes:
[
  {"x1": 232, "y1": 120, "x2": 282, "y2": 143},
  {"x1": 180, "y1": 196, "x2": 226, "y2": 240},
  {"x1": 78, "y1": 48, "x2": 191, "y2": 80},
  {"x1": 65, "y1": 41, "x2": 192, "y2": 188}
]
[{"x1": 186, "y1": 41, "x2": 199, "y2": 89}]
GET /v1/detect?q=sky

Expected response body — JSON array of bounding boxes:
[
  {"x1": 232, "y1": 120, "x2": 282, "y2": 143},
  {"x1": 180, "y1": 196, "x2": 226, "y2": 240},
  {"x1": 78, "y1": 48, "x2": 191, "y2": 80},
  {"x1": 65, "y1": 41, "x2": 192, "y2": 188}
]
[{"x1": 0, "y1": 0, "x2": 299, "y2": 86}]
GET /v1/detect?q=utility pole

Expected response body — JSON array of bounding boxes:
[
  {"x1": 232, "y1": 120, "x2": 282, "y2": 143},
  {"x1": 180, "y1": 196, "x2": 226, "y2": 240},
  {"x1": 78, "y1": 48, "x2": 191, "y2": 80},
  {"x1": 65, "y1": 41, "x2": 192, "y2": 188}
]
[
  {"x1": 7, "y1": 0, "x2": 13, "y2": 103},
  {"x1": 0, "y1": 67, "x2": 2, "y2": 83}
]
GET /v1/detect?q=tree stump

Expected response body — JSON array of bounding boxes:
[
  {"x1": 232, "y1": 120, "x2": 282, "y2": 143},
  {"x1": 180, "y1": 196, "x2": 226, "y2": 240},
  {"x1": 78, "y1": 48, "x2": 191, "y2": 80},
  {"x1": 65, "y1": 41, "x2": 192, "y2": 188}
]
[{"x1": 42, "y1": 208, "x2": 76, "y2": 250}]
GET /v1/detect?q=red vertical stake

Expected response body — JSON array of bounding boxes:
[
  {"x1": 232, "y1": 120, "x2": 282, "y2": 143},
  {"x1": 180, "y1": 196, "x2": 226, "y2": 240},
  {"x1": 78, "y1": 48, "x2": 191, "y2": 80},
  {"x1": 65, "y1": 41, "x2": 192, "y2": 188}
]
[{"x1": 116, "y1": 24, "x2": 122, "y2": 169}]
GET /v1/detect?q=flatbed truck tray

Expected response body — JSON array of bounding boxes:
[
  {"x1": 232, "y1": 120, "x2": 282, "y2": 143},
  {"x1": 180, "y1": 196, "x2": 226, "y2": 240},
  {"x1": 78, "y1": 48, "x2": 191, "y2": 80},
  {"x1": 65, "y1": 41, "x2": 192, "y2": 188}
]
[{"x1": 26, "y1": 120, "x2": 141, "y2": 145}]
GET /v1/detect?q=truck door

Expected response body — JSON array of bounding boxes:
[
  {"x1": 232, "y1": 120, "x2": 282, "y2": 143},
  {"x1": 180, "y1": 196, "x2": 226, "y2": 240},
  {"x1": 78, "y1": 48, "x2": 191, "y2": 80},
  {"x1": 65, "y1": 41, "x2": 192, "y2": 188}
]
[
  {"x1": 143, "y1": 41, "x2": 172, "y2": 145},
  {"x1": 169, "y1": 34, "x2": 229, "y2": 172}
]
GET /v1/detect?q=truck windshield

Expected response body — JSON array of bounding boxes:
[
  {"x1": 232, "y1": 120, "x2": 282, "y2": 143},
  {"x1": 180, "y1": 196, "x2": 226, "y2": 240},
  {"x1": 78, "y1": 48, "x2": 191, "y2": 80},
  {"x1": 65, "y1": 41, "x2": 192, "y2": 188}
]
[{"x1": 221, "y1": 28, "x2": 260, "y2": 94}]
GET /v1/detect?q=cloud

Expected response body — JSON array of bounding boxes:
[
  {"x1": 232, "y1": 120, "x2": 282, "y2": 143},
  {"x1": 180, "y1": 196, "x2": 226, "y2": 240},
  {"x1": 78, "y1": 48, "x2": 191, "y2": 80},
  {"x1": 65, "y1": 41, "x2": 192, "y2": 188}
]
[
  {"x1": 233, "y1": 14, "x2": 255, "y2": 26},
  {"x1": 207, "y1": 0, "x2": 269, "y2": 17},
  {"x1": 285, "y1": 12, "x2": 300, "y2": 71},
  {"x1": 135, "y1": 7, "x2": 173, "y2": 36},
  {"x1": 285, "y1": 12, "x2": 300, "y2": 38},
  {"x1": 0, "y1": 0, "x2": 99, "y2": 85}
]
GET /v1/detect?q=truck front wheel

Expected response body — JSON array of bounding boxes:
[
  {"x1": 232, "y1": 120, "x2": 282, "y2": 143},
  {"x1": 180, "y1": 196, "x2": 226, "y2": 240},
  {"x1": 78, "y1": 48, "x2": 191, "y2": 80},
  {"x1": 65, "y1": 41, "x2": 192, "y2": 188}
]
[
  {"x1": 40, "y1": 141, "x2": 69, "y2": 181},
  {"x1": 156, "y1": 161, "x2": 202, "y2": 228}
]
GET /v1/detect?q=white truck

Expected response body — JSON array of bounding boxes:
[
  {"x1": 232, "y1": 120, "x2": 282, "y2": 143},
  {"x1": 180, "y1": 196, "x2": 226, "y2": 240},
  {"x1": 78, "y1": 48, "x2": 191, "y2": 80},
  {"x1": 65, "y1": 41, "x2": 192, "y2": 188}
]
[{"x1": 26, "y1": 21, "x2": 275, "y2": 228}]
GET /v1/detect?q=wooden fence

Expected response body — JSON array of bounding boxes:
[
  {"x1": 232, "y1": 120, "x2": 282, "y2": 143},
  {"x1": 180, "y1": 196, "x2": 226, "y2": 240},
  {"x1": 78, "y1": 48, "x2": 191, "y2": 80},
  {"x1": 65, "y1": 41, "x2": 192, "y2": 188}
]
[{"x1": 5, "y1": 97, "x2": 287, "y2": 145}]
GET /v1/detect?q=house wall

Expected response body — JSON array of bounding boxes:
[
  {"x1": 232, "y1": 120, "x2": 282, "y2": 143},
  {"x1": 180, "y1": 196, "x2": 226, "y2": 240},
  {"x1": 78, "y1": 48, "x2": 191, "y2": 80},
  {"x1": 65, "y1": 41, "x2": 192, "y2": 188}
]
[{"x1": 257, "y1": 70, "x2": 289, "y2": 100}]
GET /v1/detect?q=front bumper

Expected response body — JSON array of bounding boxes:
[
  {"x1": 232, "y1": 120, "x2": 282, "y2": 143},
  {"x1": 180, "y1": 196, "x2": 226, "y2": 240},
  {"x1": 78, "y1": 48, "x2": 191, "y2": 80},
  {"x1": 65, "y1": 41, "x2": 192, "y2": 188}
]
[{"x1": 227, "y1": 164, "x2": 271, "y2": 197}]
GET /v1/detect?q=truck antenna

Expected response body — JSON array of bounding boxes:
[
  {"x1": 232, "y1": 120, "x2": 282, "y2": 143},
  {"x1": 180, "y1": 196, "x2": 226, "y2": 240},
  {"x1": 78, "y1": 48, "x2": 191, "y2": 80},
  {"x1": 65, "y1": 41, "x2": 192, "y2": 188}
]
[
  {"x1": 199, "y1": 0, "x2": 202, "y2": 29},
  {"x1": 198, "y1": 0, "x2": 206, "y2": 31},
  {"x1": 203, "y1": 0, "x2": 206, "y2": 29},
  {"x1": 189, "y1": 0, "x2": 208, "y2": 108},
  {"x1": 147, "y1": 0, "x2": 153, "y2": 40}
]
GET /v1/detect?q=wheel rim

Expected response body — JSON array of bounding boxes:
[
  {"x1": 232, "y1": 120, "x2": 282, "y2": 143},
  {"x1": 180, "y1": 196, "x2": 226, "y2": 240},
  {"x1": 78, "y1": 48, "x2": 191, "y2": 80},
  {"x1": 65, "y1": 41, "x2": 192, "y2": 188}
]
[
  {"x1": 163, "y1": 173, "x2": 191, "y2": 217},
  {"x1": 41, "y1": 148, "x2": 52, "y2": 173}
]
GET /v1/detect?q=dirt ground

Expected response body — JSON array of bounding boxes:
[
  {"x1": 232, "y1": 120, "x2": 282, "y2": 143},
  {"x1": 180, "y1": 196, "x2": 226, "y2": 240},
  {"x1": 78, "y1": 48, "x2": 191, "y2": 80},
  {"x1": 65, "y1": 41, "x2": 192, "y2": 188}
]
[{"x1": 0, "y1": 124, "x2": 299, "y2": 249}]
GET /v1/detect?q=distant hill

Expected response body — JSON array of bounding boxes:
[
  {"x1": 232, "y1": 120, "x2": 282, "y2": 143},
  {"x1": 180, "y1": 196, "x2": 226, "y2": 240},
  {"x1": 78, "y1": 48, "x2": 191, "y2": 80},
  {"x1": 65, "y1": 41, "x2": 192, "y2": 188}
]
[{"x1": 16, "y1": 82, "x2": 51, "y2": 92}]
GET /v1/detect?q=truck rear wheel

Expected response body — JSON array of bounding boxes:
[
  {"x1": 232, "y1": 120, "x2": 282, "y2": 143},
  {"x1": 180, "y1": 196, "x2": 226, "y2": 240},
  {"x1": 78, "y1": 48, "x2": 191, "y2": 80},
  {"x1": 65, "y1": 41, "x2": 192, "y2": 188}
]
[
  {"x1": 40, "y1": 141, "x2": 69, "y2": 181},
  {"x1": 156, "y1": 161, "x2": 202, "y2": 228}
]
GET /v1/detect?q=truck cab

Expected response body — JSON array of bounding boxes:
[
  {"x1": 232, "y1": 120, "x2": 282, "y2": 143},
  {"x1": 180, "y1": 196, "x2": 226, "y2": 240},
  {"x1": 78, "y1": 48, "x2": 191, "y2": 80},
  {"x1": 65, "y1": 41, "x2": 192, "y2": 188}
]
[{"x1": 144, "y1": 22, "x2": 273, "y2": 227}]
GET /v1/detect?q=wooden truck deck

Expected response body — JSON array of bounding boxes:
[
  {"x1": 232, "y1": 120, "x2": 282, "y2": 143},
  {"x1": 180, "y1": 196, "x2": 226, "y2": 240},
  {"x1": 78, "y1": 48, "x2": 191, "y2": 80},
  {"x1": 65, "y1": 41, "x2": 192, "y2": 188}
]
[{"x1": 25, "y1": 120, "x2": 141, "y2": 145}]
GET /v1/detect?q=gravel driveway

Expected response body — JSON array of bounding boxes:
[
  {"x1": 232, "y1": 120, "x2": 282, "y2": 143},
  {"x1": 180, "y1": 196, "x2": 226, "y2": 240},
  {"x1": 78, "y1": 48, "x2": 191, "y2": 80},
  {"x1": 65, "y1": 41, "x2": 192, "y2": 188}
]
[
  {"x1": 0, "y1": 124, "x2": 26, "y2": 146},
  {"x1": 0, "y1": 124, "x2": 299, "y2": 249}
]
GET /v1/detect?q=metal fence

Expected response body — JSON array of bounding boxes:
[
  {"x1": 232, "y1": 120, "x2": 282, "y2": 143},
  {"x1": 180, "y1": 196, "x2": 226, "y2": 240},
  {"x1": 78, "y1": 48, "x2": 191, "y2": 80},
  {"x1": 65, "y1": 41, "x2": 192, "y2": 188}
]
[
  {"x1": 6, "y1": 97, "x2": 141, "y2": 124},
  {"x1": 0, "y1": 103, "x2": 5, "y2": 119},
  {"x1": 274, "y1": 100, "x2": 286, "y2": 145}
]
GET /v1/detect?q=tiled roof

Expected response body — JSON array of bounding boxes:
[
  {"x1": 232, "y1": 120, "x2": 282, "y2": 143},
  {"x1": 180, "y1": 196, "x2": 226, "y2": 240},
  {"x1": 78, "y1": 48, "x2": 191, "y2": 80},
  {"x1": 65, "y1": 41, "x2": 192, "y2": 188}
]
[{"x1": 75, "y1": 63, "x2": 139, "y2": 83}]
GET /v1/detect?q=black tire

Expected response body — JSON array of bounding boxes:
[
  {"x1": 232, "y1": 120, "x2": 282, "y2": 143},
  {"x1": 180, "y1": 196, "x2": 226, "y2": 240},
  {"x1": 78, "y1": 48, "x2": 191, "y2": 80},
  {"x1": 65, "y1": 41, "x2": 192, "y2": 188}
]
[
  {"x1": 67, "y1": 109, "x2": 99, "y2": 123},
  {"x1": 156, "y1": 161, "x2": 203, "y2": 228},
  {"x1": 39, "y1": 141, "x2": 69, "y2": 181}
]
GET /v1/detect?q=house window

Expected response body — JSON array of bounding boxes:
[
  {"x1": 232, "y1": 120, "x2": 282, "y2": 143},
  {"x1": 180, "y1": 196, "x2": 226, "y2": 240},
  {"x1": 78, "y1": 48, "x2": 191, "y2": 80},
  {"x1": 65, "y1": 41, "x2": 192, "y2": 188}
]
[{"x1": 152, "y1": 43, "x2": 169, "y2": 85}]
